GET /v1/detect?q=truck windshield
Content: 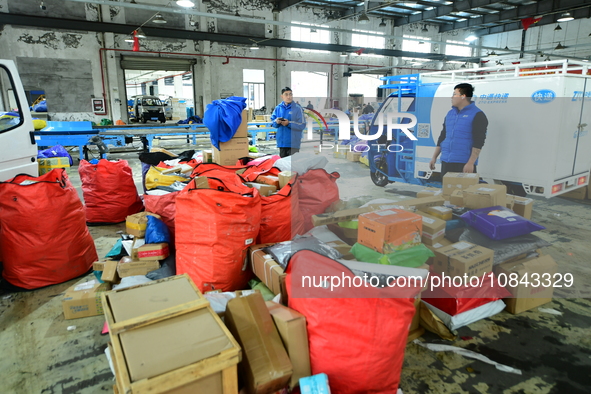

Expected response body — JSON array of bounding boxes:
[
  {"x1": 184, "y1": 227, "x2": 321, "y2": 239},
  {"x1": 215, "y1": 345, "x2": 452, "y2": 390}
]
[{"x1": 142, "y1": 98, "x2": 162, "y2": 106}]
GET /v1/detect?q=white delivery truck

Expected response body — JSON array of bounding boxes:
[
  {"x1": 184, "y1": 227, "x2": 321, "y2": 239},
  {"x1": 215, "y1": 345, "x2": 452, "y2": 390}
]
[
  {"x1": 0, "y1": 59, "x2": 38, "y2": 181},
  {"x1": 370, "y1": 59, "x2": 591, "y2": 198}
]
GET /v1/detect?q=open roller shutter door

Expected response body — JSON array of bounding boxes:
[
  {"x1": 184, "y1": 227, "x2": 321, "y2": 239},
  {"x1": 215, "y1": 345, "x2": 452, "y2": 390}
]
[{"x1": 120, "y1": 56, "x2": 196, "y2": 71}]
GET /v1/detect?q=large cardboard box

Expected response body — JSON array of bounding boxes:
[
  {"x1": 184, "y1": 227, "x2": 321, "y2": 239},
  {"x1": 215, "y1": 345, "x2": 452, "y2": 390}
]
[
  {"x1": 358, "y1": 209, "x2": 423, "y2": 254},
  {"x1": 213, "y1": 137, "x2": 249, "y2": 166},
  {"x1": 255, "y1": 175, "x2": 280, "y2": 189},
  {"x1": 266, "y1": 302, "x2": 311, "y2": 389},
  {"x1": 225, "y1": 293, "x2": 293, "y2": 394},
  {"x1": 102, "y1": 275, "x2": 241, "y2": 393},
  {"x1": 494, "y1": 255, "x2": 558, "y2": 314},
  {"x1": 442, "y1": 172, "x2": 480, "y2": 196},
  {"x1": 126, "y1": 212, "x2": 162, "y2": 238},
  {"x1": 249, "y1": 244, "x2": 285, "y2": 296},
  {"x1": 417, "y1": 212, "x2": 446, "y2": 246},
  {"x1": 117, "y1": 260, "x2": 160, "y2": 278},
  {"x1": 63, "y1": 280, "x2": 111, "y2": 319},
  {"x1": 463, "y1": 184, "x2": 507, "y2": 210},
  {"x1": 38, "y1": 157, "x2": 70, "y2": 175},
  {"x1": 137, "y1": 243, "x2": 169, "y2": 261},
  {"x1": 416, "y1": 187, "x2": 443, "y2": 199},
  {"x1": 505, "y1": 194, "x2": 515, "y2": 210},
  {"x1": 432, "y1": 242, "x2": 494, "y2": 278},
  {"x1": 512, "y1": 195, "x2": 534, "y2": 219}
]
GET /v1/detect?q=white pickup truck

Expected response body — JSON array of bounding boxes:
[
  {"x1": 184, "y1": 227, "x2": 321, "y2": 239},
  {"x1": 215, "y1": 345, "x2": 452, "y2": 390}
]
[{"x1": 0, "y1": 59, "x2": 39, "y2": 181}]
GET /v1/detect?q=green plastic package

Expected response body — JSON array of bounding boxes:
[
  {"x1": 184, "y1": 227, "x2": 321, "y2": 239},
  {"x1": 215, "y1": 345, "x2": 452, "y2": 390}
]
[
  {"x1": 248, "y1": 279, "x2": 275, "y2": 301},
  {"x1": 350, "y1": 242, "x2": 434, "y2": 268}
]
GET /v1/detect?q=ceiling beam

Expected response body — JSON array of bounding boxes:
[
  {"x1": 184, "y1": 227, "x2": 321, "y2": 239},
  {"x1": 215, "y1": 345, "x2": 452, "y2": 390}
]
[
  {"x1": 393, "y1": 0, "x2": 507, "y2": 27},
  {"x1": 475, "y1": 5, "x2": 591, "y2": 36},
  {"x1": 0, "y1": 13, "x2": 479, "y2": 63},
  {"x1": 439, "y1": 0, "x2": 591, "y2": 32},
  {"x1": 276, "y1": 0, "x2": 308, "y2": 12}
]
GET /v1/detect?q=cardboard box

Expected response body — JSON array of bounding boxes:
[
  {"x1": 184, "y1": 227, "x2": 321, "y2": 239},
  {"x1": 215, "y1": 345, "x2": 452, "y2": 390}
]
[
  {"x1": 561, "y1": 186, "x2": 587, "y2": 200},
  {"x1": 38, "y1": 157, "x2": 70, "y2": 175},
  {"x1": 358, "y1": 209, "x2": 423, "y2": 254},
  {"x1": 212, "y1": 137, "x2": 249, "y2": 166},
  {"x1": 423, "y1": 206, "x2": 453, "y2": 221},
  {"x1": 410, "y1": 296, "x2": 422, "y2": 332},
  {"x1": 131, "y1": 237, "x2": 145, "y2": 260},
  {"x1": 450, "y1": 189, "x2": 464, "y2": 206},
  {"x1": 103, "y1": 275, "x2": 240, "y2": 392},
  {"x1": 278, "y1": 171, "x2": 296, "y2": 189},
  {"x1": 63, "y1": 280, "x2": 111, "y2": 319},
  {"x1": 137, "y1": 243, "x2": 169, "y2": 261},
  {"x1": 311, "y1": 207, "x2": 374, "y2": 227},
  {"x1": 417, "y1": 212, "x2": 446, "y2": 246},
  {"x1": 255, "y1": 175, "x2": 280, "y2": 189},
  {"x1": 512, "y1": 196, "x2": 533, "y2": 219},
  {"x1": 505, "y1": 194, "x2": 515, "y2": 210},
  {"x1": 416, "y1": 187, "x2": 443, "y2": 198},
  {"x1": 117, "y1": 260, "x2": 160, "y2": 278},
  {"x1": 346, "y1": 151, "x2": 362, "y2": 162},
  {"x1": 249, "y1": 244, "x2": 285, "y2": 295},
  {"x1": 327, "y1": 223, "x2": 358, "y2": 246},
  {"x1": 442, "y1": 172, "x2": 480, "y2": 196},
  {"x1": 432, "y1": 242, "x2": 494, "y2": 278},
  {"x1": 375, "y1": 195, "x2": 446, "y2": 212},
  {"x1": 424, "y1": 238, "x2": 452, "y2": 265},
  {"x1": 494, "y1": 255, "x2": 558, "y2": 314},
  {"x1": 245, "y1": 182, "x2": 277, "y2": 197},
  {"x1": 225, "y1": 294, "x2": 293, "y2": 394},
  {"x1": 266, "y1": 302, "x2": 311, "y2": 389},
  {"x1": 92, "y1": 259, "x2": 110, "y2": 271},
  {"x1": 234, "y1": 109, "x2": 248, "y2": 138},
  {"x1": 463, "y1": 184, "x2": 507, "y2": 210},
  {"x1": 101, "y1": 259, "x2": 120, "y2": 283},
  {"x1": 324, "y1": 239, "x2": 355, "y2": 260},
  {"x1": 126, "y1": 212, "x2": 162, "y2": 238}
]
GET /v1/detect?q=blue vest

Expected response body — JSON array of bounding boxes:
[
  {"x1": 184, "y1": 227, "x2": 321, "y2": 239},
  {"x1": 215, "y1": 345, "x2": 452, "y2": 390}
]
[{"x1": 440, "y1": 102, "x2": 483, "y2": 164}]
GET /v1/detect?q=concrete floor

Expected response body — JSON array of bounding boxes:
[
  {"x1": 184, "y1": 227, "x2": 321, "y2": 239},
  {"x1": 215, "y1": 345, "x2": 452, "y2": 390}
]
[{"x1": 1, "y1": 136, "x2": 590, "y2": 394}]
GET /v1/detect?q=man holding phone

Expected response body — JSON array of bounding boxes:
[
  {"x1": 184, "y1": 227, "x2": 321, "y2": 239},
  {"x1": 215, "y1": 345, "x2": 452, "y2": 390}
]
[{"x1": 271, "y1": 87, "x2": 305, "y2": 158}]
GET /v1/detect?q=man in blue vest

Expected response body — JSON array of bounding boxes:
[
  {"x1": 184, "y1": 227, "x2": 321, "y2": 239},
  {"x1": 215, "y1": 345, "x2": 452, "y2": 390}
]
[
  {"x1": 271, "y1": 87, "x2": 306, "y2": 158},
  {"x1": 429, "y1": 83, "x2": 488, "y2": 177}
]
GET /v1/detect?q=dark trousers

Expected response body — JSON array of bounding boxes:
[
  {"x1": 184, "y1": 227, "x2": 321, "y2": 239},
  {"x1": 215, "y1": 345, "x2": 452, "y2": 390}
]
[
  {"x1": 279, "y1": 148, "x2": 300, "y2": 158},
  {"x1": 441, "y1": 161, "x2": 477, "y2": 178}
]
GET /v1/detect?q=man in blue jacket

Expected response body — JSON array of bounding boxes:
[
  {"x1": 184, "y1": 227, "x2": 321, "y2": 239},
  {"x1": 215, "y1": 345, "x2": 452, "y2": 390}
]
[
  {"x1": 429, "y1": 83, "x2": 488, "y2": 177},
  {"x1": 271, "y1": 87, "x2": 306, "y2": 158}
]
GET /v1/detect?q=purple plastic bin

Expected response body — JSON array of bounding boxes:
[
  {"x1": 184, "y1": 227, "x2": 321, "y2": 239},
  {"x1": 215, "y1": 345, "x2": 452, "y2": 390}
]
[{"x1": 460, "y1": 206, "x2": 545, "y2": 240}]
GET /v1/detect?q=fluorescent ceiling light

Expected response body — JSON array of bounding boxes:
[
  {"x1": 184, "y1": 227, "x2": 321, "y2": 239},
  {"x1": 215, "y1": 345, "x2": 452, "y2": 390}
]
[
  {"x1": 135, "y1": 28, "x2": 146, "y2": 38},
  {"x1": 557, "y1": 12, "x2": 574, "y2": 22},
  {"x1": 125, "y1": 36, "x2": 135, "y2": 42},
  {"x1": 250, "y1": 43, "x2": 259, "y2": 50},
  {"x1": 340, "y1": 52, "x2": 347, "y2": 57},
  {"x1": 379, "y1": 19, "x2": 386, "y2": 27},
  {"x1": 358, "y1": 13, "x2": 370, "y2": 24},
  {"x1": 465, "y1": 33, "x2": 478, "y2": 42},
  {"x1": 176, "y1": 0, "x2": 194, "y2": 7},
  {"x1": 554, "y1": 24, "x2": 562, "y2": 31}
]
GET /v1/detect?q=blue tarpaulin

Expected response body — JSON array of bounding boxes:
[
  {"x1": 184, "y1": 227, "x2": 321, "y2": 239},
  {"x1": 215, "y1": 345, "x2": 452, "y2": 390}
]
[{"x1": 203, "y1": 96, "x2": 246, "y2": 150}]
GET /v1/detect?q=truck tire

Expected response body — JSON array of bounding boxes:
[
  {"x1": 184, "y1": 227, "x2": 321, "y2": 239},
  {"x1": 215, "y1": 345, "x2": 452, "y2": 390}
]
[
  {"x1": 371, "y1": 156, "x2": 390, "y2": 187},
  {"x1": 141, "y1": 115, "x2": 148, "y2": 124}
]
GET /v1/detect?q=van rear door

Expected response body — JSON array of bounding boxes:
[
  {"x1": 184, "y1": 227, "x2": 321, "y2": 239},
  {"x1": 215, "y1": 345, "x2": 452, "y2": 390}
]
[{"x1": 0, "y1": 60, "x2": 38, "y2": 181}]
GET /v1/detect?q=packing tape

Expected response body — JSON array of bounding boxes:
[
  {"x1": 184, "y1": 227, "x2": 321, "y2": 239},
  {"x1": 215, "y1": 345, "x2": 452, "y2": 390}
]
[{"x1": 126, "y1": 221, "x2": 146, "y2": 231}]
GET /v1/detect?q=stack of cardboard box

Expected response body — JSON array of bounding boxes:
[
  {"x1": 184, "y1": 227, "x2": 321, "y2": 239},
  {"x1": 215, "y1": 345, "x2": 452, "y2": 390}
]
[{"x1": 212, "y1": 109, "x2": 249, "y2": 166}]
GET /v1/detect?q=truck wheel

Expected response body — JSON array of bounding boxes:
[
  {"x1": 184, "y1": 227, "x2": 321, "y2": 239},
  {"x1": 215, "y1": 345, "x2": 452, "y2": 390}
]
[
  {"x1": 142, "y1": 115, "x2": 148, "y2": 124},
  {"x1": 371, "y1": 157, "x2": 390, "y2": 187}
]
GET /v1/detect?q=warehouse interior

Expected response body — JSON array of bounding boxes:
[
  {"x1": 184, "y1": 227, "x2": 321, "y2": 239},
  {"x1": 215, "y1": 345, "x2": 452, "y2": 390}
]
[{"x1": 1, "y1": 0, "x2": 591, "y2": 393}]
